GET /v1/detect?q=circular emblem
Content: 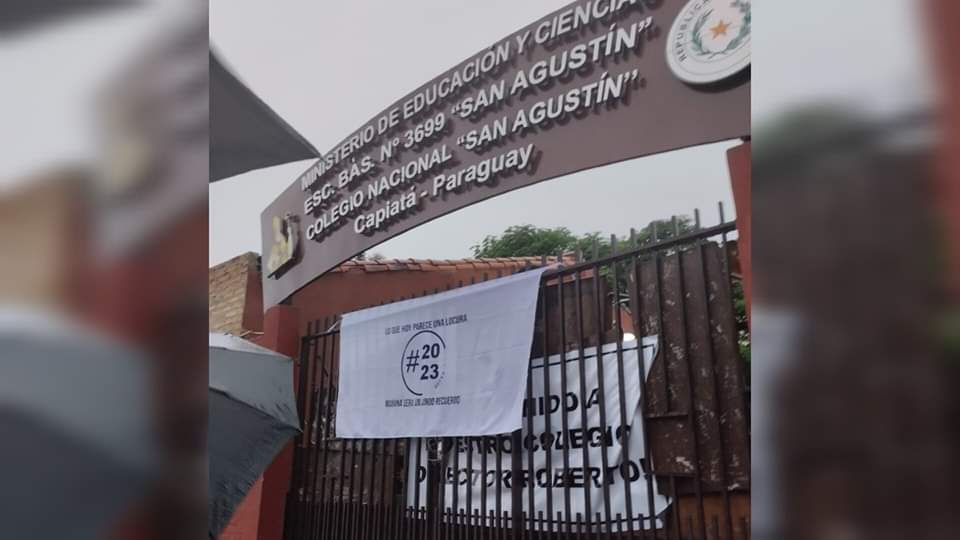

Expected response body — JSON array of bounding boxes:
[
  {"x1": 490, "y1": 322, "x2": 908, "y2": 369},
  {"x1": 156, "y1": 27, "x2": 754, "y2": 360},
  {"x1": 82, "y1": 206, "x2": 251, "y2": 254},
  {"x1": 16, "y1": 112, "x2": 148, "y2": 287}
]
[
  {"x1": 400, "y1": 330, "x2": 447, "y2": 396},
  {"x1": 666, "y1": 0, "x2": 751, "y2": 84}
]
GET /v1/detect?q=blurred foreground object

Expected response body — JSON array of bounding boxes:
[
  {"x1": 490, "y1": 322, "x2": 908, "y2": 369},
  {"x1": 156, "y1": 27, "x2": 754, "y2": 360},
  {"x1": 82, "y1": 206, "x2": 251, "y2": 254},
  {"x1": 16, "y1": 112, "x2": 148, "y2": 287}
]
[
  {"x1": 753, "y1": 103, "x2": 957, "y2": 539},
  {"x1": 94, "y1": 2, "x2": 208, "y2": 260},
  {"x1": 927, "y1": 0, "x2": 960, "y2": 297},
  {"x1": 208, "y1": 333, "x2": 300, "y2": 540},
  {"x1": 0, "y1": 307, "x2": 154, "y2": 540},
  {"x1": 1, "y1": 1, "x2": 138, "y2": 35},
  {"x1": 0, "y1": 170, "x2": 92, "y2": 312},
  {"x1": 209, "y1": 52, "x2": 319, "y2": 182},
  {"x1": 3, "y1": 1, "x2": 210, "y2": 537}
]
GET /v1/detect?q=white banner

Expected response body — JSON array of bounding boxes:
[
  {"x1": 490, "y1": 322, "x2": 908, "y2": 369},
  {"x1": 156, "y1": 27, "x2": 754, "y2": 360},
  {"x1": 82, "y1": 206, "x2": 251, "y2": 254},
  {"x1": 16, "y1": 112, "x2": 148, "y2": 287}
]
[
  {"x1": 406, "y1": 338, "x2": 669, "y2": 531},
  {"x1": 335, "y1": 267, "x2": 550, "y2": 438}
]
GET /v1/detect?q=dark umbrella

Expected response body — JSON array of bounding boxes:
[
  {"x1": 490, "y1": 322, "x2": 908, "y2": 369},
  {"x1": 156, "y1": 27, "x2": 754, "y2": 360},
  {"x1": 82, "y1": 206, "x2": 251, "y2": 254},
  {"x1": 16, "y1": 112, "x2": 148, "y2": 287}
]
[
  {"x1": 208, "y1": 333, "x2": 300, "y2": 539},
  {"x1": 0, "y1": 308, "x2": 155, "y2": 540},
  {"x1": 210, "y1": 52, "x2": 320, "y2": 182}
]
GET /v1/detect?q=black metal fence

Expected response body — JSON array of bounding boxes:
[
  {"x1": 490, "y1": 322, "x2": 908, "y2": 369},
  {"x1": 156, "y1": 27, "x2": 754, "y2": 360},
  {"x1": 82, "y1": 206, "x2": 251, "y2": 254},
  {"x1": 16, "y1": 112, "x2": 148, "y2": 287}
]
[{"x1": 284, "y1": 209, "x2": 750, "y2": 540}]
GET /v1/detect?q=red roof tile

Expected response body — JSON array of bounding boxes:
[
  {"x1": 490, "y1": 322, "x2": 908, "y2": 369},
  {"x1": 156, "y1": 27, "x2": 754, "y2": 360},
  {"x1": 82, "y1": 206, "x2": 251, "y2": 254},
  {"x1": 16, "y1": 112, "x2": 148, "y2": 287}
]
[{"x1": 326, "y1": 256, "x2": 574, "y2": 274}]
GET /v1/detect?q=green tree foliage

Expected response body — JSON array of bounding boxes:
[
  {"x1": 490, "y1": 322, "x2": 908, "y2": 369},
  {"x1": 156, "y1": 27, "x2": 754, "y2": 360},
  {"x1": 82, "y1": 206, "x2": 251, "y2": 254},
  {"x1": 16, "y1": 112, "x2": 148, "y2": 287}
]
[
  {"x1": 470, "y1": 225, "x2": 579, "y2": 258},
  {"x1": 732, "y1": 280, "x2": 751, "y2": 378},
  {"x1": 471, "y1": 217, "x2": 695, "y2": 259}
]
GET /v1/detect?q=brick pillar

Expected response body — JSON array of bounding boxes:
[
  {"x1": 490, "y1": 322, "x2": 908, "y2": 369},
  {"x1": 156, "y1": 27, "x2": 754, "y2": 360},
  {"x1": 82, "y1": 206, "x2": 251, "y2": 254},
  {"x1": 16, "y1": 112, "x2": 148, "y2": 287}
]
[
  {"x1": 927, "y1": 0, "x2": 960, "y2": 298},
  {"x1": 727, "y1": 140, "x2": 751, "y2": 322},
  {"x1": 219, "y1": 479, "x2": 264, "y2": 540},
  {"x1": 256, "y1": 305, "x2": 301, "y2": 540}
]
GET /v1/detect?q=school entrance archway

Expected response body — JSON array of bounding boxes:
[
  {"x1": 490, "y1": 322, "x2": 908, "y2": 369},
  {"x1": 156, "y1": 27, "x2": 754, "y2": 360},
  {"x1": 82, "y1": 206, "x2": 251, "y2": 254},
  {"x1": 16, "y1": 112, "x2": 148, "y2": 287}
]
[{"x1": 263, "y1": 1, "x2": 751, "y2": 538}]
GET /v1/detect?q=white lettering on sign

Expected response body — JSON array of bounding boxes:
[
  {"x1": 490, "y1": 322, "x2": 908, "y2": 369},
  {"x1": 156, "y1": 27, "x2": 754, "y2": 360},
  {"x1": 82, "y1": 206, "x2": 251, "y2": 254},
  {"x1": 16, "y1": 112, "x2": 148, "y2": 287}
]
[
  {"x1": 431, "y1": 144, "x2": 537, "y2": 197},
  {"x1": 297, "y1": 7, "x2": 656, "y2": 234}
]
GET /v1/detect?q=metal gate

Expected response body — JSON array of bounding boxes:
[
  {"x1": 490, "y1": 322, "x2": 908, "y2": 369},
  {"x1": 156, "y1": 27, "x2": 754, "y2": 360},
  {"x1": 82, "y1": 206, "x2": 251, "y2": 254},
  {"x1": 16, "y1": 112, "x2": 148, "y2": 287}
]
[{"x1": 284, "y1": 211, "x2": 750, "y2": 540}]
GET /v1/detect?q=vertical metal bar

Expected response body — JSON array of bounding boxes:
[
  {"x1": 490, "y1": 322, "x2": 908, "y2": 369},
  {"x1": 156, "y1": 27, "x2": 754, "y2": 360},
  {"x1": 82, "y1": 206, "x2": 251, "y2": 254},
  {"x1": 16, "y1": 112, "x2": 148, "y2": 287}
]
[
  {"x1": 285, "y1": 326, "x2": 301, "y2": 539},
  {"x1": 492, "y1": 271, "x2": 504, "y2": 537},
  {"x1": 426, "y1": 439, "x2": 441, "y2": 540},
  {"x1": 325, "y1": 327, "x2": 345, "y2": 540},
  {"x1": 466, "y1": 435, "x2": 474, "y2": 534},
  {"x1": 510, "y1": 429, "x2": 523, "y2": 535},
  {"x1": 477, "y1": 274, "x2": 489, "y2": 536},
  {"x1": 395, "y1": 438, "x2": 406, "y2": 540},
  {"x1": 695, "y1": 229, "x2": 736, "y2": 540},
  {"x1": 591, "y1": 238, "x2": 614, "y2": 533},
  {"x1": 369, "y1": 438, "x2": 380, "y2": 540},
  {"x1": 631, "y1": 251, "x2": 661, "y2": 540},
  {"x1": 360, "y1": 438, "x2": 371, "y2": 540},
  {"x1": 326, "y1": 324, "x2": 339, "y2": 540},
  {"x1": 609, "y1": 236, "x2": 636, "y2": 537},
  {"x1": 344, "y1": 335, "x2": 358, "y2": 540},
  {"x1": 508, "y1": 259, "x2": 525, "y2": 540},
  {"x1": 495, "y1": 434, "x2": 503, "y2": 535},
  {"x1": 331, "y1": 331, "x2": 347, "y2": 538},
  {"x1": 378, "y1": 437, "x2": 391, "y2": 539},
  {"x1": 573, "y1": 264, "x2": 593, "y2": 535},
  {"x1": 475, "y1": 508, "x2": 483, "y2": 539},
  {"x1": 480, "y1": 436, "x2": 488, "y2": 534},
  {"x1": 306, "y1": 321, "x2": 329, "y2": 539},
  {"x1": 413, "y1": 437, "x2": 423, "y2": 539},
  {"x1": 674, "y1": 245, "x2": 708, "y2": 540},
  {"x1": 411, "y1": 506, "x2": 427, "y2": 540},
  {"x1": 539, "y1": 276, "x2": 554, "y2": 536},
  {"x1": 524, "y1": 324, "x2": 537, "y2": 537},
  {"x1": 355, "y1": 438, "x2": 367, "y2": 540},
  {"x1": 339, "y1": 423, "x2": 358, "y2": 539},
  {"x1": 651, "y1": 224, "x2": 672, "y2": 412},
  {"x1": 650, "y1": 253, "x2": 679, "y2": 540},
  {"x1": 452, "y1": 436, "x2": 461, "y2": 538},
  {"x1": 556, "y1": 255, "x2": 572, "y2": 534},
  {"x1": 300, "y1": 322, "x2": 322, "y2": 540},
  {"x1": 320, "y1": 323, "x2": 339, "y2": 538},
  {"x1": 378, "y1": 442, "x2": 390, "y2": 540},
  {"x1": 416, "y1": 507, "x2": 423, "y2": 540},
  {"x1": 669, "y1": 476, "x2": 680, "y2": 540},
  {"x1": 719, "y1": 200, "x2": 751, "y2": 470},
  {"x1": 289, "y1": 322, "x2": 313, "y2": 539},
  {"x1": 356, "y1": 438, "x2": 371, "y2": 540},
  {"x1": 313, "y1": 321, "x2": 326, "y2": 539},
  {"x1": 318, "y1": 327, "x2": 338, "y2": 540},
  {"x1": 369, "y1": 440, "x2": 381, "y2": 540}
]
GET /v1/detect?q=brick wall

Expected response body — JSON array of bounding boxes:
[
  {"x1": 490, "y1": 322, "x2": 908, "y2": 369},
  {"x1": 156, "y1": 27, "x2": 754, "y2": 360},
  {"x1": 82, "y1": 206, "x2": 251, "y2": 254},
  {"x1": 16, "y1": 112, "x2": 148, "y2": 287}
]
[{"x1": 209, "y1": 252, "x2": 263, "y2": 334}]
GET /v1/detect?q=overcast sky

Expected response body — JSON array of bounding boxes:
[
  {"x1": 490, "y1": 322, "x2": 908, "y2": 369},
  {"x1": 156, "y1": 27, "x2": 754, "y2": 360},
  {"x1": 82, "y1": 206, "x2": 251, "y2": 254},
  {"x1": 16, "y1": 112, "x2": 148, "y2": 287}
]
[{"x1": 0, "y1": 2, "x2": 185, "y2": 187}]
